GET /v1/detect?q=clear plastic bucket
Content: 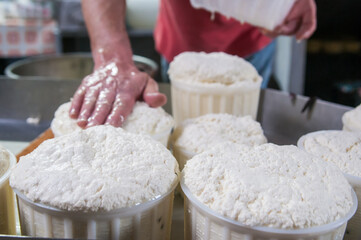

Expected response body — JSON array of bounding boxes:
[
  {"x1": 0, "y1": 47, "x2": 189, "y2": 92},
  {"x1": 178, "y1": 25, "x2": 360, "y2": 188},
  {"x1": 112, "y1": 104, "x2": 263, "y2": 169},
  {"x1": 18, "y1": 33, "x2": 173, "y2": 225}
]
[
  {"x1": 181, "y1": 177, "x2": 358, "y2": 240},
  {"x1": 14, "y1": 179, "x2": 179, "y2": 240},
  {"x1": 297, "y1": 130, "x2": 361, "y2": 240},
  {"x1": 170, "y1": 79, "x2": 261, "y2": 125},
  {"x1": 0, "y1": 148, "x2": 17, "y2": 235}
]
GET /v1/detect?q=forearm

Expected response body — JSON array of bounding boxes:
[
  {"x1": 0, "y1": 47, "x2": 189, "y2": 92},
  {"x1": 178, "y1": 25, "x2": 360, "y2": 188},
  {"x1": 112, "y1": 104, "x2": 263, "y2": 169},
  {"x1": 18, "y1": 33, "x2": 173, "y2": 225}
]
[{"x1": 81, "y1": 0, "x2": 133, "y2": 68}]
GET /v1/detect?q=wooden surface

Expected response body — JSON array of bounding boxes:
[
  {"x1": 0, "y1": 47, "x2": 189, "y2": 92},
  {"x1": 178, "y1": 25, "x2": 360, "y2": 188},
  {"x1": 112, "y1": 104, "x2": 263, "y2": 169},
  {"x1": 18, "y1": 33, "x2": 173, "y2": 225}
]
[{"x1": 15, "y1": 129, "x2": 54, "y2": 161}]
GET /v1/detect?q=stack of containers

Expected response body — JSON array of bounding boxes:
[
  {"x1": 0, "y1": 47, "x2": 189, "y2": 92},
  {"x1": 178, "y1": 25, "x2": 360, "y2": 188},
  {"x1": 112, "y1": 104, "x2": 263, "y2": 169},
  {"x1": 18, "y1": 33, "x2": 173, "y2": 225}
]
[
  {"x1": 0, "y1": 145, "x2": 17, "y2": 235},
  {"x1": 298, "y1": 130, "x2": 361, "y2": 240},
  {"x1": 168, "y1": 52, "x2": 262, "y2": 125}
]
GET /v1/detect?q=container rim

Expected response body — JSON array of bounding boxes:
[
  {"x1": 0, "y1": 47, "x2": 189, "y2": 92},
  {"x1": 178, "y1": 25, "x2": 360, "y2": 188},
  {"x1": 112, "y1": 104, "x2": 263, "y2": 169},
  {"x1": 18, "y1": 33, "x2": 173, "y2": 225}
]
[
  {"x1": 170, "y1": 121, "x2": 198, "y2": 158},
  {"x1": 5, "y1": 53, "x2": 158, "y2": 81},
  {"x1": 0, "y1": 148, "x2": 17, "y2": 186},
  {"x1": 170, "y1": 76, "x2": 262, "y2": 94},
  {"x1": 297, "y1": 130, "x2": 361, "y2": 186},
  {"x1": 180, "y1": 174, "x2": 358, "y2": 236},
  {"x1": 13, "y1": 173, "x2": 179, "y2": 218},
  {"x1": 149, "y1": 125, "x2": 174, "y2": 142}
]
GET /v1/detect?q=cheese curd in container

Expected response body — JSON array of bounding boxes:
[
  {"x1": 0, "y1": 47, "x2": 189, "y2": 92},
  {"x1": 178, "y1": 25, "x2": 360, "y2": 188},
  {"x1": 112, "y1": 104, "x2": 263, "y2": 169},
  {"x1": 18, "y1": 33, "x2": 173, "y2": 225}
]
[
  {"x1": 171, "y1": 113, "x2": 267, "y2": 170},
  {"x1": 168, "y1": 52, "x2": 262, "y2": 124},
  {"x1": 190, "y1": 0, "x2": 296, "y2": 31},
  {"x1": 51, "y1": 101, "x2": 175, "y2": 147},
  {"x1": 342, "y1": 103, "x2": 361, "y2": 132},
  {"x1": 182, "y1": 143, "x2": 357, "y2": 240},
  {"x1": 0, "y1": 145, "x2": 17, "y2": 235},
  {"x1": 298, "y1": 130, "x2": 361, "y2": 240},
  {"x1": 10, "y1": 126, "x2": 180, "y2": 239}
]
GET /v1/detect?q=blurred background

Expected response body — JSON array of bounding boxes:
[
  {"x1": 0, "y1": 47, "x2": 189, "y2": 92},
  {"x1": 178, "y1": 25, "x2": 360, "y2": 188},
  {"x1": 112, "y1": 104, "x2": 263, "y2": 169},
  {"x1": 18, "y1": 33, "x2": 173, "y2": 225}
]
[{"x1": 0, "y1": 0, "x2": 360, "y2": 107}]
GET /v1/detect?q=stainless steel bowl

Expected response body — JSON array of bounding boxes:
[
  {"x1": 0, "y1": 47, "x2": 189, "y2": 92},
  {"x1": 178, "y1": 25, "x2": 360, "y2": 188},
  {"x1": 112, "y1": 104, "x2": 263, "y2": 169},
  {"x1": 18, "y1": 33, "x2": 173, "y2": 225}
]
[{"x1": 5, "y1": 53, "x2": 158, "y2": 81}]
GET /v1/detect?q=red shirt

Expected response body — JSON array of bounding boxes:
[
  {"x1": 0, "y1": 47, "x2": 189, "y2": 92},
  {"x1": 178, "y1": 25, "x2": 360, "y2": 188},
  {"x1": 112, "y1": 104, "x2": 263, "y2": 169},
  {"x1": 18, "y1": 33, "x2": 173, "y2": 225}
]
[{"x1": 154, "y1": 0, "x2": 272, "y2": 62}]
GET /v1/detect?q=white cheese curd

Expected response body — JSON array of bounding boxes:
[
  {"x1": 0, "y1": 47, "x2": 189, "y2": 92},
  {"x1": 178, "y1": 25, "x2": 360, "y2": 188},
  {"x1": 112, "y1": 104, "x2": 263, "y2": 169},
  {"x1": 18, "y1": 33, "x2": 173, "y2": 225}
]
[
  {"x1": 183, "y1": 143, "x2": 353, "y2": 229},
  {"x1": 301, "y1": 131, "x2": 361, "y2": 177},
  {"x1": 0, "y1": 145, "x2": 10, "y2": 178},
  {"x1": 168, "y1": 52, "x2": 261, "y2": 87},
  {"x1": 342, "y1": 104, "x2": 361, "y2": 132},
  {"x1": 10, "y1": 125, "x2": 179, "y2": 211},
  {"x1": 173, "y1": 113, "x2": 267, "y2": 154},
  {"x1": 51, "y1": 101, "x2": 174, "y2": 137}
]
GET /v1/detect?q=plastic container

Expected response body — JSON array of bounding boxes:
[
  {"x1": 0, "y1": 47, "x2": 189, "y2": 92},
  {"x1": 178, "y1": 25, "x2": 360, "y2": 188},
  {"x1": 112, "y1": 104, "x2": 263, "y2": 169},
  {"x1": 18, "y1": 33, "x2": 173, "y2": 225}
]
[
  {"x1": 0, "y1": 148, "x2": 17, "y2": 235},
  {"x1": 172, "y1": 146, "x2": 196, "y2": 171},
  {"x1": 190, "y1": 0, "x2": 296, "y2": 30},
  {"x1": 14, "y1": 179, "x2": 178, "y2": 240},
  {"x1": 181, "y1": 177, "x2": 358, "y2": 240},
  {"x1": 170, "y1": 79, "x2": 261, "y2": 125},
  {"x1": 297, "y1": 131, "x2": 361, "y2": 240},
  {"x1": 150, "y1": 127, "x2": 174, "y2": 148},
  {"x1": 342, "y1": 104, "x2": 361, "y2": 132}
]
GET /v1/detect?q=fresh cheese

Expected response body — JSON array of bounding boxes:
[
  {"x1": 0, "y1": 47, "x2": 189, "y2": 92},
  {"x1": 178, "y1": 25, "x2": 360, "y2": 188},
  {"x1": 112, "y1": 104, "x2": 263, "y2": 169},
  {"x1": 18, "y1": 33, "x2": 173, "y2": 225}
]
[
  {"x1": 10, "y1": 125, "x2": 179, "y2": 211},
  {"x1": 183, "y1": 143, "x2": 353, "y2": 229}
]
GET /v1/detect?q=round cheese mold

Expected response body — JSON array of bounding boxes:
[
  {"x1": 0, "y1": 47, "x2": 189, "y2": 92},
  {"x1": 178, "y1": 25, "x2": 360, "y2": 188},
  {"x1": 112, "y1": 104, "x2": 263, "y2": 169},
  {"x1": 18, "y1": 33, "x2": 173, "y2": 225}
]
[
  {"x1": 10, "y1": 125, "x2": 179, "y2": 239},
  {"x1": 342, "y1": 104, "x2": 361, "y2": 132},
  {"x1": 181, "y1": 143, "x2": 356, "y2": 240},
  {"x1": 51, "y1": 101, "x2": 175, "y2": 146},
  {"x1": 0, "y1": 145, "x2": 17, "y2": 235},
  {"x1": 298, "y1": 130, "x2": 361, "y2": 240},
  {"x1": 171, "y1": 113, "x2": 267, "y2": 170},
  {"x1": 168, "y1": 52, "x2": 262, "y2": 124}
]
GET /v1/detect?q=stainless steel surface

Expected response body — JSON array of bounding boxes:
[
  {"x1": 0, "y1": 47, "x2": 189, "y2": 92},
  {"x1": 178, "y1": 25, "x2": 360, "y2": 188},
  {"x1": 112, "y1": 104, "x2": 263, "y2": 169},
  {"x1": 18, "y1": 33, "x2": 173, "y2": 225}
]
[
  {"x1": 0, "y1": 77, "x2": 80, "y2": 141},
  {"x1": 5, "y1": 53, "x2": 158, "y2": 81},
  {"x1": 257, "y1": 89, "x2": 352, "y2": 145}
]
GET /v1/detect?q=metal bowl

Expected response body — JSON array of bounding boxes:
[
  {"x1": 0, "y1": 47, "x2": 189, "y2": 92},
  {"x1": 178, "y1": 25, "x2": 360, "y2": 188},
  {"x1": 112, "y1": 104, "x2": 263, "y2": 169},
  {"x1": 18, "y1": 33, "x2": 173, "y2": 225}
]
[{"x1": 5, "y1": 53, "x2": 158, "y2": 81}]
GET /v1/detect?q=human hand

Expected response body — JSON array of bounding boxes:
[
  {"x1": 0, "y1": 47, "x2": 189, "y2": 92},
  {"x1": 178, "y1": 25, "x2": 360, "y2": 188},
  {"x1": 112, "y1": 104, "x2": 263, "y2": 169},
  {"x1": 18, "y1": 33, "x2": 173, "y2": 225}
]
[
  {"x1": 69, "y1": 60, "x2": 167, "y2": 128},
  {"x1": 261, "y1": 0, "x2": 317, "y2": 40}
]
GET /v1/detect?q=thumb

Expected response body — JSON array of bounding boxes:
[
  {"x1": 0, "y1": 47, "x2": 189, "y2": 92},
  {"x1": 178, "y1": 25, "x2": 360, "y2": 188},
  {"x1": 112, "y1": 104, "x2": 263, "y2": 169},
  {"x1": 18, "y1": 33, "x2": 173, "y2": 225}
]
[{"x1": 142, "y1": 78, "x2": 167, "y2": 107}]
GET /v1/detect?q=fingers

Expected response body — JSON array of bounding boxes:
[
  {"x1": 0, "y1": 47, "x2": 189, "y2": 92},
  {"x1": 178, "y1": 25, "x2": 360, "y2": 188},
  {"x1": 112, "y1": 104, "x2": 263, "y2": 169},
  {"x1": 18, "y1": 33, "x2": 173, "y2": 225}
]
[
  {"x1": 277, "y1": 19, "x2": 301, "y2": 36},
  {"x1": 282, "y1": 0, "x2": 317, "y2": 40},
  {"x1": 77, "y1": 84, "x2": 101, "y2": 128},
  {"x1": 295, "y1": 11, "x2": 317, "y2": 40},
  {"x1": 105, "y1": 95, "x2": 135, "y2": 127},
  {"x1": 86, "y1": 88, "x2": 116, "y2": 128},
  {"x1": 69, "y1": 85, "x2": 86, "y2": 118},
  {"x1": 142, "y1": 78, "x2": 167, "y2": 107}
]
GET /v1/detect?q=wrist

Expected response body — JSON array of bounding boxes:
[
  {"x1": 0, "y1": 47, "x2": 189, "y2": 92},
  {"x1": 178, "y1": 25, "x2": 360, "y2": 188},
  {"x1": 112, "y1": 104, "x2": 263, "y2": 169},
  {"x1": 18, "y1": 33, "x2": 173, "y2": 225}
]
[{"x1": 92, "y1": 38, "x2": 134, "y2": 69}]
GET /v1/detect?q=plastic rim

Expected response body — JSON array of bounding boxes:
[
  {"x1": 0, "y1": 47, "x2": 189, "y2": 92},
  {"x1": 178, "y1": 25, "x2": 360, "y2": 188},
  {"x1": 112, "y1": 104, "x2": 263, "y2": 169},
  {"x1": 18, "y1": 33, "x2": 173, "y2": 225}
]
[
  {"x1": 170, "y1": 76, "x2": 262, "y2": 94},
  {"x1": 0, "y1": 149, "x2": 17, "y2": 187},
  {"x1": 13, "y1": 174, "x2": 179, "y2": 219},
  {"x1": 174, "y1": 146, "x2": 196, "y2": 160},
  {"x1": 180, "y1": 175, "x2": 358, "y2": 236},
  {"x1": 5, "y1": 53, "x2": 158, "y2": 81},
  {"x1": 150, "y1": 126, "x2": 173, "y2": 142},
  {"x1": 297, "y1": 130, "x2": 361, "y2": 186}
]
